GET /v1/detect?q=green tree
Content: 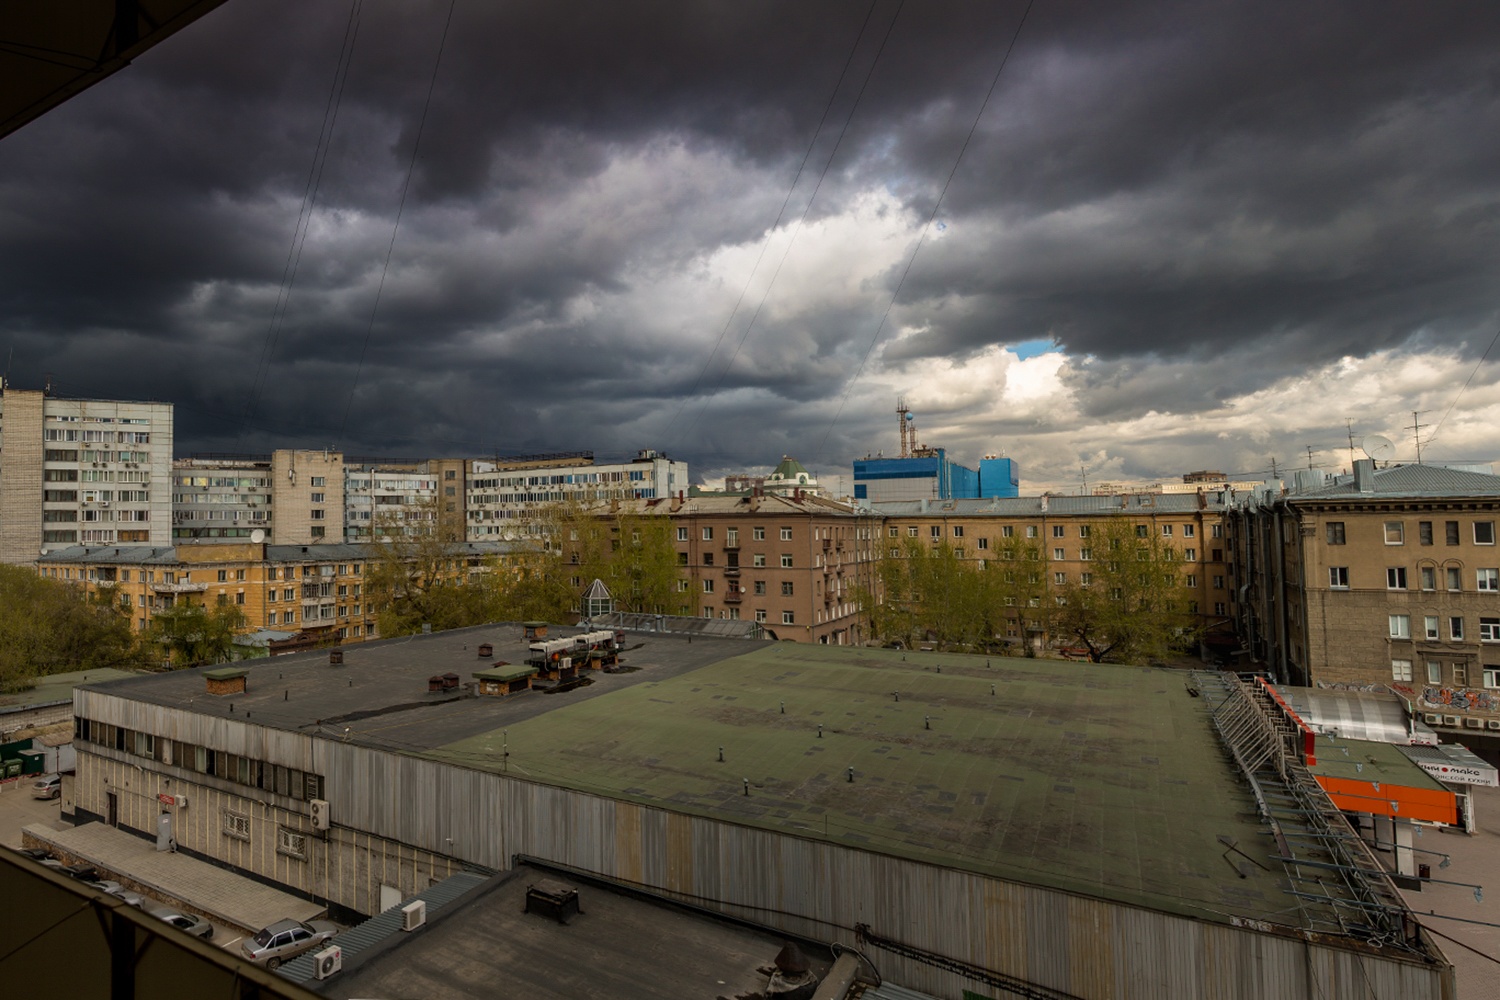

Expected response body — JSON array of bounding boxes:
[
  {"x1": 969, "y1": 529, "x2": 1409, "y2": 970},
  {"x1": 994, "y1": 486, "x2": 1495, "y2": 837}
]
[
  {"x1": 865, "y1": 537, "x2": 1038, "y2": 652},
  {"x1": 0, "y1": 565, "x2": 141, "y2": 690},
  {"x1": 548, "y1": 503, "x2": 682, "y2": 615},
  {"x1": 143, "y1": 599, "x2": 247, "y2": 667},
  {"x1": 1050, "y1": 517, "x2": 1196, "y2": 663}
]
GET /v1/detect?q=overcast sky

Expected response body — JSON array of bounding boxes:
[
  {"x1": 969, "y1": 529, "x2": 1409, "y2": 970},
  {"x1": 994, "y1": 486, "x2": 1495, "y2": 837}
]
[{"x1": 4, "y1": 1, "x2": 1500, "y2": 491}]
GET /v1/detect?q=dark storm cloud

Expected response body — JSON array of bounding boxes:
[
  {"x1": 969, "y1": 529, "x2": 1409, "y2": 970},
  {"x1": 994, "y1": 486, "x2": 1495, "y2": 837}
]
[{"x1": 2, "y1": 0, "x2": 1499, "y2": 477}]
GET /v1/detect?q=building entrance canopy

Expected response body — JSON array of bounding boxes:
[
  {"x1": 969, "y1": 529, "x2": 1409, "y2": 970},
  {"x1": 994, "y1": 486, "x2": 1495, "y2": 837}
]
[{"x1": 1274, "y1": 685, "x2": 1438, "y2": 744}]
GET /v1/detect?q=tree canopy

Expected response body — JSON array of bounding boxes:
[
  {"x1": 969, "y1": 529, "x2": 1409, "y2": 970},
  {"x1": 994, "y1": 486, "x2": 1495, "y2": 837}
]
[{"x1": 0, "y1": 564, "x2": 141, "y2": 691}]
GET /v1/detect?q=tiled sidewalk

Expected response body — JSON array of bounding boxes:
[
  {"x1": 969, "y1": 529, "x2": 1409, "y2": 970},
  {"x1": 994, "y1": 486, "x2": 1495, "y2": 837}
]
[
  {"x1": 23, "y1": 821, "x2": 323, "y2": 936},
  {"x1": 1399, "y1": 787, "x2": 1500, "y2": 999}
]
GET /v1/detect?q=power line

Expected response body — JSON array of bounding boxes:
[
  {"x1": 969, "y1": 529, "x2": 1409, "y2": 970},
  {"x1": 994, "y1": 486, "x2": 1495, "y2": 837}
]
[
  {"x1": 338, "y1": 0, "x2": 457, "y2": 440},
  {"x1": 1427, "y1": 323, "x2": 1500, "y2": 452},
  {"x1": 658, "y1": 0, "x2": 881, "y2": 445},
  {"x1": 240, "y1": 0, "x2": 363, "y2": 441},
  {"x1": 672, "y1": 0, "x2": 908, "y2": 450},
  {"x1": 818, "y1": 0, "x2": 1034, "y2": 458}
]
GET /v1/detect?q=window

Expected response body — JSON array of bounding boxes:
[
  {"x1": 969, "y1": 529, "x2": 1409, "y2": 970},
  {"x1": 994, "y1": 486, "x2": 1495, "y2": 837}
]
[
  {"x1": 1213, "y1": 575, "x2": 1225, "y2": 589},
  {"x1": 1135, "y1": 525, "x2": 1148, "y2": 538},
  {"x1": 1053, "y1": 548, "x2": 1065, "y2": 561},
  {"x1": 1079, "y1": 525, "x2": 1091, "y2": 537},
  {"x1": 1184, "y1": 548, "x2": 1196, "y2": 562},
  {"x1": 1451, "y1": 617, "x2": 1465, "y2": 641},
  {"x1": 1053, "y1": 572, "x2": 1066, "y2": 586},
  {"x1": 1426, "y1": 616, "x2": 1440, "y2": 640},
  {"x1": 1186, "y1": 574, "x2": 1198, "y2": 588},
  {"x1": 1419, "y1": 521, "x2": 1434, "y2": 545},
  {"x1": 1214, "y1": 602, "x2": 1226, "y2": 615},
  {"x1": 1079, "y1": 547, "x2": 1093, "y2": 561},
  {"x1": 1448, "y1": 567, "x2": 1463, "y2": 591},
  {"x1": 676, "y1": 580, "x2": 689, "y2": 592},
  {"x1": 754, "y1": 581, "x2": 766, "y2": 595},
  {"x1": 908, "y1": 526, "x2": 918, "y2": 537},
  {"x1": 780, "y1": 527, "x2": 793, "y2": 541},
  {"x1": 887, "y1": 527, "x2": 898, "y2": 538},
  {"x1": 1387, "y1": 567, "x2": 1407, "y2": 590},
  {"x1": 702, "y1": 527, "x2": 713, "y2": 541},
  {"x1": 1329, "y1": 567, "x2": 1349, "y2": 589},
  {"x1": 1161, "y1": 525, "x2": 1173, "y2": 537},
  {"x1": 1447, "y1": 521, "x2": 1461, "y2": 545},
  {"x1": 953, "y1": 525, "x2": 965, "y2": 537},
  {"x1": 753, "y1": 553, "x2": 766, "y2": 567},
  {"x1": 677, "y1": 552, "x2": 689, "y2": 566},
  {"x1": 1480, "y1": 569, "x2": 1500, "y2": 592},
  {"x1": 1183, "y1": 524, "x2": 1195, "y2": 538},
  {"x1": 781, "y1": 554, "x2": 793, "y2": 568},
  {"x1": 277, "y1": 827, "x2": 307, "y2": 860},
  {"x1": 1052, "y1": 525, "x2": 1065, "y2": 538},
  {"x1": 310, "y1": 476, "x2": 325, "y2": 487},
  {"x1": 1001, "y1": 525, "x2": 1014, "y2": 538},
  {"x1": 1389, "y1": 614, "x2": 1410, "y2": 638},
  {"x1": 1427, "y1": 661, "x2": 1443, "y2": 684},
  {"x1": 223, "y1": 810, "x2": 250, "y2": 841},
  {"x1": 1483, "y1": 618, "x2": 1500, "y2": 642},
  {"x1": 754, "y1": 527, "x2": 766, "y2": 540},
  {"x1": 702, "y1": 580, "x2": 714, "y2": 594},
  {"x1": 781, "y1": 581, "x2": 794, "y2": 596},
  {"x1": 977, "y1": 537, "x2": 989, "y2": 550},
  {"x1": 1455, "y1": 664, "x2": 1469, "y2": 686},
  {"x1": 217, "y1": 569, "x2": 227, "y2": 582},
  {"x1": 1391, "y1": 659, "x2": 1413, "y2": 683},
  {"x1": 1326, "y1": 522, "x2": 1346, "y2": 545},
  {"x1": 677, "y1": 527, "x2": 688, "y2": 541},
  {"x1": 310, "y1": 492, "x2": 325, "y2": 503},
  {"x1": 1025, "y1": 526, "x2": 1038, "y2": 538},
  {"x1": 782, "y1": 611, "x2": 795, "y2": 625},
  {"x1": 1479, "y1": 522, "x2": 1497, "y2": 545},
  {"x1": 755, "y1": 609, "x2": 767, "y2": 623},
  {"x1": 1486, "y1": 670, "x2": 1500, "y2": 689},
  {"x1": 236, "y1": 592, "x2": 245, "y2": 605},
  {"x1": 1384, "y1": 521, "x2": 1404, "y2": 545},
  {"x1": 1187, "y1": 600, "x2": 1199, "y2": 613},
  {"x1": 1420, "y1": 566, "x2": 1436, "y2": 591}
]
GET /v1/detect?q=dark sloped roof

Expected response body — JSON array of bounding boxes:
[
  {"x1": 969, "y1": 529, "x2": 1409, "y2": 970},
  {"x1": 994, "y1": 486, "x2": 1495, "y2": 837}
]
[{"x1": 1295, "y1": 463, "x2": 1500, "y2": 501}]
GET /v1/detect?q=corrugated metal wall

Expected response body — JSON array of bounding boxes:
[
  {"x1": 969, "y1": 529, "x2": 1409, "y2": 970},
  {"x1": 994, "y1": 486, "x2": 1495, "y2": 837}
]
[{"x1": 73, "y1": 692, "x2": 1451, "y2": 1000}]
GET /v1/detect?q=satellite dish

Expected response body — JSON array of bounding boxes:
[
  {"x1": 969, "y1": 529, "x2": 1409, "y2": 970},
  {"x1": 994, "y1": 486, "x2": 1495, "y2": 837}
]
[
  {"x1": 1362, "y1": 434, "x2": 1396, "y2": 463},
  {"x1": 250, "y1": 529, "x2": 266, "y2": 544}
]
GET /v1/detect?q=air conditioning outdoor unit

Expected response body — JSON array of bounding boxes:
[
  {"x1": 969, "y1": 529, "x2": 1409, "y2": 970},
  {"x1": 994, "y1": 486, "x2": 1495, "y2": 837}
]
[
  {"x1": 1465, "y1": 718, "x2": 1485, "y2": 729},
  {"x1": 313, "y1": 944, "x2": 342, "y2": 980},
  {"x1": 1488, "y1": 720, "x2": 1500, "y2": 731},
  {"x1": 310, "y1": 798, "x2": 330, "y2": 831},
  {"x1": 1444, "y1": 716, "x2": 1462, "y2": 727},
  {"x1": 1423, "y1": 713, "x2": 1443, "y2": 726},
  {"x1": 401, "y1": 900, "x2": 426, "y2": 931}
]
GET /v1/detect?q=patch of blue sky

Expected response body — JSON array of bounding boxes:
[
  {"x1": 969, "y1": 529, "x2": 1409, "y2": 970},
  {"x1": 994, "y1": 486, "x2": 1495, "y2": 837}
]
[{"x1": 1010, "y1": 338, "x2": 1059, "y2": 361}]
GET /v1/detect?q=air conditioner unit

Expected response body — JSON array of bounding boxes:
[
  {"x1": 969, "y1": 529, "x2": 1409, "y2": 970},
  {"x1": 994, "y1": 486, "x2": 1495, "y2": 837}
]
[
  {"x1": 313, "y1": 944, "x2": 342, "y2": 980},
  {"x1": 1422, "y1": 713, "x2": 1443, "y2": 726},
  {"x1": 174, "y1": 794, "x2": 188, "y2": 808},
  {"x1": 1488, "y1": 720, "x2": 1500, "y2": 731},
  {"x1": 1465, "y1": 717, "x2": 1485, "y2": 729},
  {"x1": 310, "y1": 798, "x2": 330, "y2": 831},
  {"x1": 401, "y1": 900, "x2": 426, "y2": 931},
  {"x1": 99, "y1": 502, "x2": 110, "y2": 508},
  {"x1": 1445, "y1": 716, "x2": 1462, "y2": 727}
]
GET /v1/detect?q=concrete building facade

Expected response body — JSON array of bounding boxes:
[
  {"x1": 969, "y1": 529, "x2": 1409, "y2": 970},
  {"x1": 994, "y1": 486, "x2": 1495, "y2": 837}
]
[
  {"x1": 466, "y1": 450, "x2": 687, "y2": 541},
  {"x1": 343, "y1": 462, "x2": 440, "y2": 541},
  {"x1": 0, "y1": 388, "x2": 173, "y2": 563},
  {"x1": 1229, "y1": 459, "x2": 1500, "y2": 757}
]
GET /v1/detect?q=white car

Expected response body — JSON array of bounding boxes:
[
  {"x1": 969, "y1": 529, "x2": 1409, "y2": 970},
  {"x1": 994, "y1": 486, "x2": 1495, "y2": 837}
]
[{"x1": 31, "y1": 774, "x2": 61, "y2": 800}]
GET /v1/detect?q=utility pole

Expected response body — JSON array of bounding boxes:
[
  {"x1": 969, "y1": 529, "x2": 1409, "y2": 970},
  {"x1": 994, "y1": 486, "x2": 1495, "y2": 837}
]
[
  {"x1": 1412, "y1": 410, "x2": 1427, "y2": 464},
  {"x1": 1346, "y1": 419, "x2": 1357, "y2": 473},
  {"x1": 1306, "y1": 446, "x2": 1314, "y2": 471}
]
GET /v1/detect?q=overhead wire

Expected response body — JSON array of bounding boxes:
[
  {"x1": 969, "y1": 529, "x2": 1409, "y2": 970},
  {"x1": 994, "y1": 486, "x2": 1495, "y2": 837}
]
[
  {"x1": 1426, "y1": 323, "x2": 1500, "y2": 452},
  {"x1": 817, "y1": 0, "x2": 1034, "y2": 458},
  {"x1": 666, "y1": 0, "x2": 897, "y2": 450},
  {"x1": 239, "y1": 0, "x2": 363, "y2": 443},
  {"x1": 337, "y1": 0, "x2": 458, "y2": 440}
]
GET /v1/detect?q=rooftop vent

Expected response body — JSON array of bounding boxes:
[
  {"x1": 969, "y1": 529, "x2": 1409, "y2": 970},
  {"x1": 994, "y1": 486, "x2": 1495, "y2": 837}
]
[
  {"x1": 203, "y1": 667, "x2": 248, "y2": 697},
  {"x1": 441, "y1": 672, "x2": 461, "y2": 691},
  {"x1": 428, "y1": 675, "x2": 444, "y2": 692},
  {"x1": 329, "y1": 649, "x2": 344, "y2": 665},
  {"x1": 477, "y1": 643, "x2": 493, "y2": 658},
  {"x1": 524, "y1": 879, "x2": 581, "y2": 924}
]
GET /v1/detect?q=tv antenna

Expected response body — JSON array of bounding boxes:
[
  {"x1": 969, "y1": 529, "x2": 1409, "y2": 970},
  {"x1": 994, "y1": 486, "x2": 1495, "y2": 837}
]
[
  {"x1": 1362, "y1": 434, "x2": 1396, "y2": 465},
  {"x1": 1411, "y1": 410, "x2": 1429, "y2": 464}
]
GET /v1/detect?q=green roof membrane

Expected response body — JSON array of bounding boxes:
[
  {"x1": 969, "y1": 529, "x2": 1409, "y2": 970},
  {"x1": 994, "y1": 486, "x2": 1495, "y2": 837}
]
[
  {"x1": 1307, "y1": 736, "x2": 1446, "y2": 790},
  {"x1": 426, "y1": 646, "x2": 1290, "y2": 925}
]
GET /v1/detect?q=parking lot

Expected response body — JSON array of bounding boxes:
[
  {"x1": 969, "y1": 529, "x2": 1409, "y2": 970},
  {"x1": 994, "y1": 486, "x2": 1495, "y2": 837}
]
[{"x1": 0, "y1": 775, "x2": 67, "y2": 848}]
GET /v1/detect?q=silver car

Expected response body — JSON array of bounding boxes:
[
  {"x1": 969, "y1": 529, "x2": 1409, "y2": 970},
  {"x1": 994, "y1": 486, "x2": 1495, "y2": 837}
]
[
  {"x1": 31, "y1": 774, "x2": 61, "y2": 800},
  {"x1": 241, "y1": 918, "x2": 338, "y2": 970},
  {"x1": 149, "y1": 907, "x2": 214, "y2": 939}
]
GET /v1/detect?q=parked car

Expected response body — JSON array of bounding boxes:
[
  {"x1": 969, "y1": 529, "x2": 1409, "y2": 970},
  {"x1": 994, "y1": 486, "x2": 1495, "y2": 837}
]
[
  {"x1": 31, "y1": 774, "x2": 61, "y2": 800},
  {"x1": 104, "y1": 886, "x2": 146, "y2": 908},
  {"x1": 241, "y1": 918, "x2": 338, "y2": 970},
  {"x1": 148, "y1": 907, "x2": 213, "y2": 939}
]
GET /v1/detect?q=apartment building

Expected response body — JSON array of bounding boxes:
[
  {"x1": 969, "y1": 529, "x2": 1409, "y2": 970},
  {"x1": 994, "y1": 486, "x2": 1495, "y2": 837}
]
[
  {"x1": 344, "y1": 461, "x2": 440, "y2": 541},
  {"x1": 0, "y1": 388, "x2": 173, "y2": 563},
  {"x1": 586, "y1": 492, "x2": 881, "y2": 644},
  {"x1": 1229, "y1": 459, "x2": 1500, "y2": 753},
  {"x1": 171, "y1": 456, "x2": 272, "y2": 542},
  {"x1": 466, "y1": 449, "x2": 687, "y2": 541},
  {"x1": 870, "y1": 492, "x2": 1234, "y2": 650}
]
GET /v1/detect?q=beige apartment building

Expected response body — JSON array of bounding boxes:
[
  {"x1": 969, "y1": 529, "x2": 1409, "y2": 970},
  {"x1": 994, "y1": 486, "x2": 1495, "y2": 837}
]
[
  {"x1": 870, "y1": 493, "x2": 1235, "y2": 651},
  {"x1": 0, "y1": 388, "x2": 174, "y2": 563},
  {"x1": 1229, "y1": 460, "x2": 1500, "y2": 753}
]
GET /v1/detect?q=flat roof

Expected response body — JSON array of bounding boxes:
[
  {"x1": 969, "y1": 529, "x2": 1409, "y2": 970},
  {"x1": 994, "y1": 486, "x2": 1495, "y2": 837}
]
[
  {"x1": 1307, "y1": 736, "x2": 1448, "y2": 790},
  {"x1": 323, "y1": 864, "x2": 831, "y2": 1000},
  {"x1": 78, "y1": 625, "x2": 754, "y2": 751},
  {"x1": 423, "y1": 645, "x2": 1293, "y2": 925},
  {"x1": 0, "y1": 668, "x2": 140, "y2": 714}
]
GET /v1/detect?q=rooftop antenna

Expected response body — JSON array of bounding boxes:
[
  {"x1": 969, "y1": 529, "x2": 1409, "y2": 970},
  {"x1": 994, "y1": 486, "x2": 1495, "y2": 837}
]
[
  {"x1": 1362, "y1": 434, "x2": 1395, "y2": 466},
  {"x1": 896, "y1": 397, "x2": 912, "y2": 458},
  {"x1": 1411, "y1": 410, "x2": 1428, "y2": 464},
  {"x1": 1270, "y1": 457, "x2": 1278, "y2": 479},
  {"x1": 1080, "y1": 464, "x2": 1088, "y2": 495},
  {"x1": 1346, "y1": 419, "x2": 1357, "y2": 472},
  {"x1": 1306, "y1": 446, "x2": 1314, "y2": 471}
]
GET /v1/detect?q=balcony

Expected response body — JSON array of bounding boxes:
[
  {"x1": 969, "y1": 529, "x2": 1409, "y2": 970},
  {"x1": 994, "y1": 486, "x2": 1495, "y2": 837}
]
[
  {"x1": 723, "y1": 537, "x2": 740, "y2": 550},
  {"x1": 723, "y1": 590, "x2": 743, "y2": 604},
  {"x1": 723, "y1": 566, "x2": 741, "y2": 577},
  {"x1": 150, "y1": 581, "x2": 208, "y2": 594}
]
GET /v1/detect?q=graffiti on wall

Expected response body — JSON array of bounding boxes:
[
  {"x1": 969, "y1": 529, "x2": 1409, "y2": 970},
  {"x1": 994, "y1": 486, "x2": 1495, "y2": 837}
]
[{"x1": 1420, "y1": 687, "x2": 1500, "y2": 713}]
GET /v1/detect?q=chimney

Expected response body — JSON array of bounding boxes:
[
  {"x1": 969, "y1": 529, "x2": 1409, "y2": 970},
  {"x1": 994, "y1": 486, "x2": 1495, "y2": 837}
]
[
  {"x1": 478, "y1": 643, "x2": 493, "y2": 658},
  {"x1": 1040, "y1": 495, "x2": 1049, "y2": 513},
  {"x1": 1353, "y1": 458, "x2": 1375, "y2": 493},
  {"x1": 329, "y1": 649, "x2": 344, "y2": 665}
]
